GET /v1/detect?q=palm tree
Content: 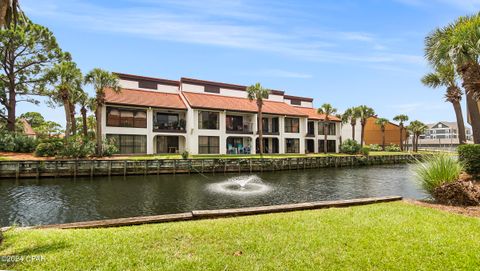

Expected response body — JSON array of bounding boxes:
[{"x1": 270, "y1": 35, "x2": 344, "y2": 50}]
[
  {"x1": 77, "y1": 91, "x2": 93, "y2": 137},
  {"x1": 408, "y1": 120, "x2": 428, "y2": 152},
  {"x1": 247, "y1": 83, "x2": 270, "y2": 155},
  {"x1": 425, "y1": 15, "x2": 480, "y2": 143},
  {"x1": 318, "y1": 103, "x2": 337, "y2": 154},
  {"x1": 341, "y1": 106, "x2": 360, "y2": 141},
  {"x1": 393, "y1": 114, "x2": 409, "y2": 151},
  {"x1": 374, "y1": 118, "x2": 389, "y2": 151},
  {"x1": 421, "y1": 64, "x2": 467, "y2": 145},
  {"x1": 357, "y1": 105, "x2": 375, "y2": 148},
  {"x1": 44, "y1": 61, "x2": 83, "y2": 140},
  {"x1": 85, "y1": 69, "x2": 120, "y2": 156}
]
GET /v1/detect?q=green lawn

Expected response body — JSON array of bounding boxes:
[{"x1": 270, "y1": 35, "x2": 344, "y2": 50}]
[{"x1": 1, "y1": 202, "x2": 479, "y2": 270}]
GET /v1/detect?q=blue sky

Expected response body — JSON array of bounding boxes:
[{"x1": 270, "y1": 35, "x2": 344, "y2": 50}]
[{"x1": 18, "y1": 0, "x2": 480, "y2": 127}]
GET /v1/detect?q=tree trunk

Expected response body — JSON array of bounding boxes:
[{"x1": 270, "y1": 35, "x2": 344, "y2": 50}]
[
  {"x1": 323, "y1": 121, "x2": 328, "y2": 154},
  {"x1": 6, "y1": 88, "x2": 15, "y2": 132},
  {"x1": 381, "y1": 127, "x2": 385, "y2": 151},
  {"x1": 451, "y1": 100, "x2": 467, "y2": 145},
  {"x1": 62, "y1": 97, "x2": 71, "y2": 140},
  {"x1": 399, "y1": 124, "x2": 403, "y2": 151},
  {"x1": 257, "y1": 102, "x2": 263, "y2": 155},
  {"x1": 95, "y1": 105, "x2": 103, "y2": 156},
  {"x1": 69, "y1": 102, "x2": 76, "y2": 136},
  {"x1": 466, "y1": 92, "x2": 480, "y2": 144},
  {"x1": 81, "y1": 106, "x2": 88, "y2": 137},
  {"x1": 351, "y1": 120, "x2": 355, "y2": 141}
]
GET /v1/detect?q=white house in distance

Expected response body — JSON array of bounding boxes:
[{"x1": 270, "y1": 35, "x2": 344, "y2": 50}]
[
  {"x1": 101, "y1": 73, "x2": 341, "y2": 155},
  {"x1": 423, "y1": 121, "x2": 472, "y2": 140}
]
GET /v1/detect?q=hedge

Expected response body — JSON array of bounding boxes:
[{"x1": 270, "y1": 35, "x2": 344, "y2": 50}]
[{"x1": 458, "y1": 144, "x2": 480, "y2": 176}]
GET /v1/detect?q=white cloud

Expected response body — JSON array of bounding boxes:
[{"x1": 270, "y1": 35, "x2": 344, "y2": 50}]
[{"x1": 22, "y1": 0, "x2": 423, "y2": 67}]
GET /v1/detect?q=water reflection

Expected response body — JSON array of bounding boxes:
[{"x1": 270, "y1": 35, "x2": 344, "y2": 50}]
[{"x1": 0, "y1": 164, "x2": 427, "y2": 226}]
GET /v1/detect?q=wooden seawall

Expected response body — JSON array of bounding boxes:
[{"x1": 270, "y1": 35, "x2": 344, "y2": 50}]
[
  {"x1": 0, "y1": 154, "x2": 422, "y2": 179},
  {"x1": 35, "y1": 196, "x2": 403, "y2": 229}
]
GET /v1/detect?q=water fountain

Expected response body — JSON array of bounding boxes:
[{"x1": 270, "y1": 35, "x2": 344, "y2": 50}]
[{"x1": 207, "y1": 175, "x2": 271, "y2": 195}]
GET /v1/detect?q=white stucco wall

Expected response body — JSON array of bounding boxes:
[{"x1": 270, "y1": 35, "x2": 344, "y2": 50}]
[{"x1": 341, "y1": 119, "x2": 362, "y2": 143}]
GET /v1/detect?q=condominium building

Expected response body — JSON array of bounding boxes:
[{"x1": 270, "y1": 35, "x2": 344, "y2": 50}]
[
  {"x1": 101, "y1": 73, "x2": 341, "y2": 155},
  {"x1": 423, "y1": 121, "x2": 472, "y2": 140}
]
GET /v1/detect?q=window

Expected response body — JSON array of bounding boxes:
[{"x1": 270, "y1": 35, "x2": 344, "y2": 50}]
[
  {"x1": 285, "y1": 138, "x2": 300, "y2": 153},
  {"x1": 205, "y1": 84, "x2": 220, "y2": 93},
  {"x1": 285, "y1": 118, "x2": 300, "y2": 133},
  {"x1": 198, "y1": 111, "x2": 219, "y2": 129},
  {"x1": 154, "y1": 113, "x2": 185, "y2": 131},
  {"x1": 199, "y1": 136, "x2": 220, "y2": 154},
  {"x1": 226, "y1": 115, "x2": 244, "y2": 132},
  {"x1": 290, "y1": 99, "x2": 301, "y2": 105},
  {"x1": 106, "y1": 107, "x2": 147, "y2": 128},
  {"x1": 138, "y1": 80, "x2": 157, "y2": 89},
  {"x1": 262, "y1": 118, "x2": 269, "y2": 133},
  {"x1": 307, "y1": 121, "x2": 315, "y2": 135},
  {"x1": 107, "y1": 134, "x2": 147, "y2": 154},
  {"x1": 318, "y1": 140, "x2": 336, "y2": 153},
  {"x1": 318, "y1": 122, "x2": 336, "y2": 135},
  {"x1": 156, "y1": 136, "x2": 179, "y2": 153}
]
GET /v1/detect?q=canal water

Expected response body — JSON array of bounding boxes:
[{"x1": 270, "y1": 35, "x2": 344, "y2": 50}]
[{"x1": 0, "y1": 164, "x2": 427, "y2": 227}]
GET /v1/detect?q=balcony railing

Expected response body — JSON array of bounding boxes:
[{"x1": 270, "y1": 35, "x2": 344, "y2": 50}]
[
  {"x1": 226, "y1": 122, "x2": 254, "y2": 134},
  {"x1": 153, "y1": 120, "x2": 186, "y2": 133},
  {"x1": 259, "y1": 129, "x2": 280, "y2": 135}
]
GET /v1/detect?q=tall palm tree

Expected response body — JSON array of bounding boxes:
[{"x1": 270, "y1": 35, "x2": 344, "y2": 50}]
[
  {"x1": 341, "y1": 106, "x2": 360, "y2": 141},
  {"x1": 425, "y1": 15, "x2": 480, "y2": 143},
  {"x1": 421, "y1": 64, "x2": 467, "y2": 145},
  {"x1": 85, "y1": 69, "x2": 120, "y2": 156},
  {"x1": 247, "y1": 83, "x2": 270, "y2": 155},
  {"x1": 318, "y1": 103, "x2": 337, "y2": 154},
  {"x1": 44, "y1": 61, "x2": 83, "y2": 140},
  {"x1": 357, "y1": 105, "x2": 375, "y2": 148},
  {"x1": 393, "y1": 114, "x2": 409, "y2": 151},
  {"x1": 374, "y1": 118, "x2": 389, "y2": 151},
  {"x1": 408, "y1": 120, "x2": 428, "y2": 152}
]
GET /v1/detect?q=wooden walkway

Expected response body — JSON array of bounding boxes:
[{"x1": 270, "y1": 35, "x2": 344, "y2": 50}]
[{"x1": 35, "y1": 196, "x2": 402, "y2": 229}]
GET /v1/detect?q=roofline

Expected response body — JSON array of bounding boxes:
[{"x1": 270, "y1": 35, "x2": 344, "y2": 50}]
[
  {"x1": 106, "y1": 102, "x2": 187, "y2": 111},
  {"x1": 284, "y1": 94, "x2": 314, "y2": 102},
  {"x1": 105, "y1": 87, "x2": 187, "y2": 109},
  {"x1": 181, "y1": 77, "x2": 246, "y2": 91},
  {"x1": 369, "y1": 115, "x2": 400, "y2": 128},
  {"x1": 114, "y1": 72, "x2": 180, "y2": 87}
]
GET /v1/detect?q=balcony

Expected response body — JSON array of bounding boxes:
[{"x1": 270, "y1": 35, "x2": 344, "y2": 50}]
[
  {"x1": 226, "y1": 122, "x2": 254, "y2": 134},
  {"x1": 153, "y1": 120, "x2": 186, "y2": 133},
  {"x1": 259, "y1": 129, "x2": 280, "y2": 136}
]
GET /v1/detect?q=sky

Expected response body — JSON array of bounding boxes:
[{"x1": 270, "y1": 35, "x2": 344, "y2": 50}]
[{"x1": 17, "y1": 0, "x2": 480, "y2": 127}]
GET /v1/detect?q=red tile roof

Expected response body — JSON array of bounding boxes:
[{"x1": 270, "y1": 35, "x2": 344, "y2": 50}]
[
  {"x1": 182, "y1": 91, "x2": 308, "y2": 117},
  {"x1": 291, "y1": 107, "x2": 341, "y2": 122},
  {"x1": 105, "y1": 88, "x2": 187, "y2": 109}
]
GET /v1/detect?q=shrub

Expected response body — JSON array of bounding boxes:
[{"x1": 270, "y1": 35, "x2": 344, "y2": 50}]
[
  {"x1": 60, "y1": 136, "x2": 95, "y2": 158},
  {"x1": 339, "y1": 139, "x2": 361, "y2": 154},
  {"x1": 35, "y1": 138, "x2": 63, "y2": 157},
  {"x1": 385, "y1": 144, "x2": 401, "y2": 152},
  {"x1": 458, "y1": 144, "x2": 480, "y2": 176},
  {"x1": 413, "y1": 154, "x2": 464, "y2": 194},
  {"x1": 13, "y1": 135, "x2": 37, "y2": 153},
  {"x1": 360, "y1": 147, "x2": 370, "y2": 156},
  {"x1": 369, "y1": 144, "x2": 383, "y2": 151},
  {"x1": 102, "y1": 137, "x2": 118, "y2": 157},
  {"x1": 181, "y1": 151, "x2": 189, "y2": 159},
  {"x1": 0, "y1": 131, "x2": 15, "y2": 152}
]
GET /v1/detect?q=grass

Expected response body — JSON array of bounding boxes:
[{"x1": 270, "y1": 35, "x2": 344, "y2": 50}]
[
  {"x1": 1, "y1": 202, "x2": 480, "y2": 270},
  {"x1": 413, "y1": 154, "x2": 464, "y2": 193}
]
